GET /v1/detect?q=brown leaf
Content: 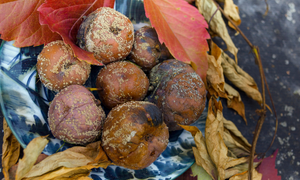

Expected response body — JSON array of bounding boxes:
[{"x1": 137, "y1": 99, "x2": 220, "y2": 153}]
[
  {"x1": 16, "y1": 136, "x2": 49, "y2": 180},
  {"x1": 191, "y1": 163, "x2": 215, "y2": 180},
  {"x1": 224, "y1": 83, "x2": 247, "y2": 124},
  {"x1": 193, "y1": 140, "x2": 218, "y2": 179},
  {"x1": 205, "y1": 98, "x2": 228, "y2": 180},
  {"x1": 225, "y1": 156, "x2": 249, "y2": 169},
  {"x1": 195, "y1": 0, "x2": 238, "y2": 57},
  {"x1": 220, "y1": 50, "x2": 262, "y2": 104},
  {"x1": 225, "y1": 161, "x2": 261, "y2": 179},
  {"x1": 77, "y1": 177, "x2": 93, "y2": 180},
  {"x1": 180, "y1": 125, "x2": 218, "y2": 180},
  {"x1": 23, "y1": 141, "x2": 111, "y2": 179},
  {"x1": 223, "y1": 118, "x2": 252, "y2": 150},
  {"x1": 206, "y1": 54, "x2": 227, "y2": 98},
  {"x1": 24, "y1": 167, "x2": 91, "y2": 180},
  {"x1": 179, "y1": 124, "x2": 200, "y2": 137},
  {"x1": 5, "y1": 154, "x2": 49, "y2": 180},
  {"x1": 2, "y1": 118, "x2": 21, "y2": 180},
  {"x1": 223, "y1": 0, "x2": 241, "y2": 29},
  {"x1": 229, "y1": 169, "x2": 262, "y2": 180},
  {"x1": 223, "y1": 129, "x2": 251, "y2": 158}
]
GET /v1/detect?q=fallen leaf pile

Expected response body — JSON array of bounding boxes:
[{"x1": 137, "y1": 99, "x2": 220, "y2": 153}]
[
  {"x1": 2, "y1": 119, "x2": 21, "y2": 180},
  {"x1": 181, "y1": 98, "x2": 262, "y2": 180},
  {"x1": 2, "y1": 128, "x2": 112, "y2": 180}
]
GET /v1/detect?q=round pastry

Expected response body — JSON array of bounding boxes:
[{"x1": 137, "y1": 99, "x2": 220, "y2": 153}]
[
  {"x1": 48, "y1": 85, "x2": 106, "y2": 145},
  {"x1": 129, "y1": 26, "x2": 172, "y2": 71},
  {"x1": 36, "y1": 40, "x2": 91, "y2": 92},
  {"x1": 96, "y1": 61, "x2": 149, "y2": 109},
  {"x1": 102, "y1": 101, "x2": 169, "y2": 170},
  {"x1": 77, "y1": 7, "x2": 134, "y2": 64}
]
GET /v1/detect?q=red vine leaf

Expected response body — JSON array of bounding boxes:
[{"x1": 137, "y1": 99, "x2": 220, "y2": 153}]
[
  {"x1": 144, "y1": 0, "x2": 210, "y2": 79},
  {"x1": 0, "y1": 0, "x2": 61, "y2": 47},
  {"x1": 38, "y1": 0, "x2": 115, "y2": 65},
  {"x1": 257, "y1": 149, "x2": 281, "y2": 180}
]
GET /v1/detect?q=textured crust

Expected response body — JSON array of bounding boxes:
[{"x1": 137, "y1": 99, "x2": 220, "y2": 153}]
[
  {"x1": 102, "y1": 101, "x2": 169, "y2": 170},
  {"x1": 96, "y1": 61, "x2": 149, "y2": 109},
  {"x1": 48, "y1": 85, "x2": 106, "y2": 145},
  {"x1": 77, "y1": 7, "x2": 134, "y2": 64},
  {"x1": 37, "y1": 40, "x2": 91, "y2": 92}
]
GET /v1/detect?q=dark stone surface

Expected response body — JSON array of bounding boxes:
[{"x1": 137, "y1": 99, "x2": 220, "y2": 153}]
[
  {"x1": 227, "y1": 0, "x2": 300, "y2": 179},
  {"x1": 1, "y1": 0, "x2": 300, "y2": 179}
]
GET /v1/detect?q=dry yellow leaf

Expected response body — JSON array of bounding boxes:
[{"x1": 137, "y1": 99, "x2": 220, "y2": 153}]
[
  {"x1": 221, "y1": 51, "x2": 262, "y2": 104},
  {"x1": 16, "y1": 136, "x2": 49, "y2": 180},
  {"x1": 229, "y1": 169, "x2": 262, "y2": 180},
  {"x1": 195, "y1": 0, "x2": 238, "y2": 57},
  {"x1": 191, "y1": 162, "x2": 214, "y2": 180},
  {"x1": 23, "y1": 141, "x2": 111, "y2": 179},
  {"x1": 206, "y1": 54, "x2": 227, "y2": 98},
  {"x1": 181, "y1": 98, "x2": 259, "y2": 180},
  {"x1": 77, "y1": 177, "x2": 93, "y2": 180},
  {"x1": 178, "y1": 124, "x2": 199, "y2": 137},
  {"x1": 224, "y1": 83, "x2": 247, "y2": 124},
  {"x1": 225, "y1": 156, "x2": 249, "y2": 169},
  {"x1": 205, "y1": 98, "x2": 228, "y2": 180},
  {"x1": 193, "y1": 134, "x2": 218, "y2": 180},
  {"x1": 225, "y1": 161, "x2": 261, "y2": 179},
  {"x1": 24, "y1": 167, "x2": 90, "y2": 180},
  {"x1": 223, "y1": 118, "x2": 252, "y2": 149},
  {"x1": 2, "y1": 118, "x2": 21, "y2": 180},
  {"x1": 180, "y1": 124, "x2": 218, "y2": 180},
  {"x1": 215, "y1": 0, "x2": 241, "y2": 29},
  {"x1": 224, "y1": 0, "x2": 241, "y2": 29},
  {"x1": 223, "y1": 129, "x2": 251, "y2": 157}
]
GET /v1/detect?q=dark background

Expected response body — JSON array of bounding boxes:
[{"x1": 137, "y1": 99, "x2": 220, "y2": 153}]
[{"x1": 1, "y1": 0, "x2": 300, "y2": 179}]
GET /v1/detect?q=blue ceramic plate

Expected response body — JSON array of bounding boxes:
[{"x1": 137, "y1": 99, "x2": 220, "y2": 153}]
[
  {"x1": 0, "y1": 1, "x2": 207, "y2": 179},
  {"x1": 0, "y1": 41, "x2": 207, "y2": 180}
]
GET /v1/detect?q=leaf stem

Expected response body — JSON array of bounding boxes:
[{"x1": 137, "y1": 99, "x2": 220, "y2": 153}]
[{"x1": 211, "y1": 1, "x2": 278, "y2": 179}]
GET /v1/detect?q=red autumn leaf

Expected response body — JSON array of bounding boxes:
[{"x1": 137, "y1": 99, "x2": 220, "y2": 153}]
[
  {"x1": 257, "y1": 149, "x2": 281, "y2": 180},
  {"x1": 144, "y1": 0, "x2": 210, "y2": 79},
  {"x1": 38, "y1": 0, "x2": 115, "y2": 65},
  {"x1": 0, "y1": 0, "x2": 61, "y2": 47}
]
